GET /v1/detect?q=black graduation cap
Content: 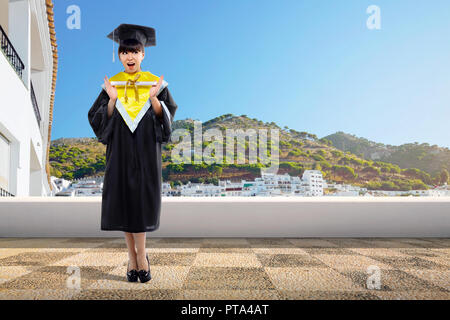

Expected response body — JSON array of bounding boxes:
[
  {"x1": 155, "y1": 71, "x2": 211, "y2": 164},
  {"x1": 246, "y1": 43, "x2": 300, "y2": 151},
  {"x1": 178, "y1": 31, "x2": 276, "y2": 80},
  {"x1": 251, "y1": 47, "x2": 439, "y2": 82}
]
[{"x1": 107, "y1": 24, "x2": 156, "y2": 62}]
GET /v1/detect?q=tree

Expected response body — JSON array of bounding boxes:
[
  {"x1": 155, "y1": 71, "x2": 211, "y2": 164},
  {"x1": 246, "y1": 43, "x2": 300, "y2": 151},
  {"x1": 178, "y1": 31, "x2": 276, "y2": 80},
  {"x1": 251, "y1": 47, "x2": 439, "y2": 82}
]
[
  {"x1": 213, "y1": 166, "x2": 223, "y2": 176},
  {"x1": 332, "y1": 165, "x2": 357, "y2": 180},
  {"x1": 440, "y1": 169, "x2": 449, "y2": 185},
  {"x1": 361, "y1": 166, "x2": 381, "y2": 176}
]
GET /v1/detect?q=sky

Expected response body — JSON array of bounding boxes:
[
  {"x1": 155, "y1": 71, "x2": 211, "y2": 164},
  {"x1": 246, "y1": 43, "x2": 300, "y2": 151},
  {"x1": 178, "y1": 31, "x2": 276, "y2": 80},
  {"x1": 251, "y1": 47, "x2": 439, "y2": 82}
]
[{"x1": 52, "y1": 0, "x2": 450, "y2": 148}]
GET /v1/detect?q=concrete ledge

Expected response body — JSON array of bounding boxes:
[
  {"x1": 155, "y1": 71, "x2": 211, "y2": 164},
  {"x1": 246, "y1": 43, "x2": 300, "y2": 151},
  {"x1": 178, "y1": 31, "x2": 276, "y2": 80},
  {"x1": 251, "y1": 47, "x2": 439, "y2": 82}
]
[{"x1": 0, "y1": 197, "x2": 449, "y2": 237}]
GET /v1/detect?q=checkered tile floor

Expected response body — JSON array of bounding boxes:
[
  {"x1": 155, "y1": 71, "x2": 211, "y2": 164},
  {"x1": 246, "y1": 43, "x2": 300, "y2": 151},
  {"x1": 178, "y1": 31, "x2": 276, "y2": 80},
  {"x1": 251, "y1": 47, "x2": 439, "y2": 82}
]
[{"x1": 0, "y1": 237, "x2": 448, "y2": 300}]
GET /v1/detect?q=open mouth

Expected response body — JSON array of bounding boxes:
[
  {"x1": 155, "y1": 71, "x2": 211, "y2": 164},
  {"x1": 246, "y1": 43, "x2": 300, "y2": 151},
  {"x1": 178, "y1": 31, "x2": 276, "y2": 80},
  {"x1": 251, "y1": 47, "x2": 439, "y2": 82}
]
[{"x1": 127, "y1": 62, "x2": 136, "y2": 67}]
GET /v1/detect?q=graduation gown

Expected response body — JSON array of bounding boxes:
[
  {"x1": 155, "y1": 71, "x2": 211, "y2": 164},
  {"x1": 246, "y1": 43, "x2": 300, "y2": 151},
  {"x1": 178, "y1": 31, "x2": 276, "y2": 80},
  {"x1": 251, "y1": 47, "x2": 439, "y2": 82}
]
[{"x1": 87, "y1": 72, "x2": 177, "y2": 233}]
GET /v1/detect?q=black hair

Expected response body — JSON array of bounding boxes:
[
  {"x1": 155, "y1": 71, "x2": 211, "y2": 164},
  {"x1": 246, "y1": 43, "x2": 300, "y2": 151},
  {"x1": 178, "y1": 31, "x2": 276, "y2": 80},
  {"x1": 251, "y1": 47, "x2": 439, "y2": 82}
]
[{"x1": 118, "y1": 38, "x2": 144, "y2": 55}]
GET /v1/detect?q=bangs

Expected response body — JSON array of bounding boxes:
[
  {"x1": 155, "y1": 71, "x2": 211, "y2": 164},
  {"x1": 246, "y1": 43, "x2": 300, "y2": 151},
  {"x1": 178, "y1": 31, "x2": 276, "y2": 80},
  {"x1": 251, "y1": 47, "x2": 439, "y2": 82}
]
[{"x1": 118, "y1": 39, "x2": 144, "y2": 54}]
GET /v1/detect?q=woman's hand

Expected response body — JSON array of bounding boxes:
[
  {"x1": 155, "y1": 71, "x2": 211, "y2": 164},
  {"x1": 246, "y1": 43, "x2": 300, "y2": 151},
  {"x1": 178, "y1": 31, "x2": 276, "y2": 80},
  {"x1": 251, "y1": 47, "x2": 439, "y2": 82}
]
[
  {"x1": 149, "y1": 75, "x2": 164, "y2": 98},
  {"x1": 104, "y1": 76, "x2": 118, "y2": 101}
]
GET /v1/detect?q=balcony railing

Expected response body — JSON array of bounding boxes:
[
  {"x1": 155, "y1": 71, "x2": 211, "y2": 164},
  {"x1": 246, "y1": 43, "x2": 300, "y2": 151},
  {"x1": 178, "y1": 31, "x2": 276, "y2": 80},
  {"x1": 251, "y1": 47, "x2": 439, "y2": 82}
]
[
  {"x1": 0, "y1": 187, "x2": 14, "y2": 197},
  {"x1": 30, "y1": 82, "x2": 41, "y2": 128},
  {"x1": 0, "y1": 24, "x2": 25, "y2": 80}
]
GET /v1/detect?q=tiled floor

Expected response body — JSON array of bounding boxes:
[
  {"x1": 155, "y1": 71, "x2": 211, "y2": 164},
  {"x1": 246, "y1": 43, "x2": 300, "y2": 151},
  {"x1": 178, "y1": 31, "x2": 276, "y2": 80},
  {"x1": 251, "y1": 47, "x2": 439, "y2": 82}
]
[{"x1": 0, "y1": 237, "x2": 448, "y2": 300}]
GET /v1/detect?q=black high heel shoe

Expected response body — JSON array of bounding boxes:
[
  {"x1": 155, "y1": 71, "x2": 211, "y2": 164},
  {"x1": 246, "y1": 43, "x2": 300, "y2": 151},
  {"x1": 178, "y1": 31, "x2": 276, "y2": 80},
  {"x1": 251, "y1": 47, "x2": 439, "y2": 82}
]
[
  {"x1": 126, "y1": 260, "x2": 138, "y2": 282},
  {"x1": 137, "y1": 254, "x2": 151, "y2": 283}
]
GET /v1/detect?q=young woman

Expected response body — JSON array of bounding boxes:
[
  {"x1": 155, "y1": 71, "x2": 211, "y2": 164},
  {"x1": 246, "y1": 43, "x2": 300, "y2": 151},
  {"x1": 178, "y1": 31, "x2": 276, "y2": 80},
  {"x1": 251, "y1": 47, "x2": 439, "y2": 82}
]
[{"x1": 88, "y1": 24, "x2": 178, "y2": 283}]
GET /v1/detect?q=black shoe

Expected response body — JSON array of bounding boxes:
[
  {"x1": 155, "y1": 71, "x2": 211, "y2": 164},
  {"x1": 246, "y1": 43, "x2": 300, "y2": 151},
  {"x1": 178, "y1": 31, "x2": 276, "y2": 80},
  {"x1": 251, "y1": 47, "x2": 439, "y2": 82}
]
[
  {"x1": 137, "y1": 254, "x2": 151, "y2": 283},
  {"x1": 126, "y1": 260, "x2": 138, "y2": 282}
]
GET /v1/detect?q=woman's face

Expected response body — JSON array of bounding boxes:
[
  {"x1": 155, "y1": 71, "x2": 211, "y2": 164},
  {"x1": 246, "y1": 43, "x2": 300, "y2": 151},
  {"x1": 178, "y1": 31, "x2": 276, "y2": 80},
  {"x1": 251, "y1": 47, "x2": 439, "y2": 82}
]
[{"x1": 119, "y1": 49, "x2": 145, "y2": 73}]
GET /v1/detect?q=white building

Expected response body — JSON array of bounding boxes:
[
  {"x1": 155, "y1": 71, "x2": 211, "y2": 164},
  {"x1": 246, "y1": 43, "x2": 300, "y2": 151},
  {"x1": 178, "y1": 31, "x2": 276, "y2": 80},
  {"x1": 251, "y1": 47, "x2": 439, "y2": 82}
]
[
  {"x1": 161, "y1": 170, "x2": 327, "y2": 197},
  {"x1": 220, "y1": 180, "x2": 242, "y2": 196},
  {"x1": 162, "y1": 182, "x2": 172, "y2": 195},
  {"x1": 301, "y1": 170, "x2": 324, "y2": 196},
  {"x1": 50, "y1": 176, "x2": 71, "y2": 193},
  {"x1": 367, "y1": 189, "x2": 449, "y2": 197},
  {"x1": 259, "y1": 170, "x2": 324, "y2": 196},
  {"x1": 54, "y1": 178, "x2": 103, "y2": 197},
  {"x1": 180, "y1": 181, "x2": 224, "y2": 197},
  {"x1": 432, "y1": 183, "x2": 450, "y2": 196},
  {"x1": 325, "y1": 182, "x2": 366, "y2": 196},
  {"x1": 242, "y1": 179, "x2": 266, "y2": 196},
  {"x1": 0, "y1": 0, "x2": 57, "y2": 196},
  {"x1": 258, "y1": 172, "x2": 283, "y2": 196}
]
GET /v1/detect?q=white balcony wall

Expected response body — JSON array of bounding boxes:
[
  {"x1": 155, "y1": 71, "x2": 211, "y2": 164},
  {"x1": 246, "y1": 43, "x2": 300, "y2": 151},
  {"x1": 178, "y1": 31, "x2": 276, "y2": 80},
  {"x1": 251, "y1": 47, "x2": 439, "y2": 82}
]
[{"x1": 0, "y1": 197, "x2": 449, "y2": 237}]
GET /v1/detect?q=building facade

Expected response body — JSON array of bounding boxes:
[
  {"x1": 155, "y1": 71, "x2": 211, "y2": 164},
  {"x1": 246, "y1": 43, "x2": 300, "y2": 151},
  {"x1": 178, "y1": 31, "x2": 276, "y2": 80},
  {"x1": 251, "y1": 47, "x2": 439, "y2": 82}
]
[{"x1": 0, "y1": 0, "x2": 57, "y2": 196}]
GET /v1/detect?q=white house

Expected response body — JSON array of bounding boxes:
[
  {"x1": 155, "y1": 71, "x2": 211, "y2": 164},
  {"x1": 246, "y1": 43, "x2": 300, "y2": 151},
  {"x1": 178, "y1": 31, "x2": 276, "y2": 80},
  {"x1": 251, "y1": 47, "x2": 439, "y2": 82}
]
[
  {"x1": 180, "y1": 181, "x2": 224, "y2": 197},
  {"x1": 259, "y1": 172, "x2": 282, "y2": 195},
  {"x1": 0, "y1": 0, "x2": 57, "y2": 196},
  {"x1": 50, "y1": 176, "x2": 71, "y2": 193},
  {"x1": 301, "y1": 170, "x2": 324, "y2": 196}
]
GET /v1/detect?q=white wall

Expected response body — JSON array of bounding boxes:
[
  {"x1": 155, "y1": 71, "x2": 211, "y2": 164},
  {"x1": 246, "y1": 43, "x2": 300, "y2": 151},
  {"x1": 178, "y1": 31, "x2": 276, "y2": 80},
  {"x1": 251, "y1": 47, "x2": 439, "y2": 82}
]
[
  {"x1": 0, "y1": 0, "x2": 52, "y2": 196},
  {"x1": 8, "y1": 0, "x2": 30, "y2": 88},
  {"x1": 0, "y1": 50, "x2": 44, "y2": 196},
  {"x1": 0, "y1": 197, "x2": 449, "y2": 237}
]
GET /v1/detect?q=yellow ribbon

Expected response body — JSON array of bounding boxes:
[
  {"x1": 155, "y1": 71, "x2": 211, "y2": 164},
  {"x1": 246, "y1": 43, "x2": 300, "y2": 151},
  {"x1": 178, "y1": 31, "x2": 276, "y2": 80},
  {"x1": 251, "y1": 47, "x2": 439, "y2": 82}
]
[{"x1": 124, "y1": 73, "x2": 141, "y2": 103}]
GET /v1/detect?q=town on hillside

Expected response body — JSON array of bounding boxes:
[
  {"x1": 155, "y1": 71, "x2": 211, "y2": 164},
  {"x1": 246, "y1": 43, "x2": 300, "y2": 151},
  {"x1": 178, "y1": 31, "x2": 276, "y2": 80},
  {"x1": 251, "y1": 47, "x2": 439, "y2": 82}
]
[{"x1": 51, "y1": 169, "x2": 450, "y2": 197}]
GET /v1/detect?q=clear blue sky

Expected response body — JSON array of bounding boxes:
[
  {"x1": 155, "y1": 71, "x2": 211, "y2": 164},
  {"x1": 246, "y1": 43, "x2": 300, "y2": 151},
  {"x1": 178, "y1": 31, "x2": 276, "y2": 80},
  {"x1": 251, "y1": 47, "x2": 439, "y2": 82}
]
[{"x1": 52, "y1": 0, "x2": 450, "y2": 148}]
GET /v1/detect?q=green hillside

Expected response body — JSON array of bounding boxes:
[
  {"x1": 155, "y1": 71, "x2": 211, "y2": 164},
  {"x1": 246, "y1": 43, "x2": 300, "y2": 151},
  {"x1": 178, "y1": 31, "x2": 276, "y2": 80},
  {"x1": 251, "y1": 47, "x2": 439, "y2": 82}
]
[
  {"x1": 324, "y1": 131, "x2": 450, "y2": 182},
  {"x1": 49, "y1": 115, "x2": 450, "y2": 191}
]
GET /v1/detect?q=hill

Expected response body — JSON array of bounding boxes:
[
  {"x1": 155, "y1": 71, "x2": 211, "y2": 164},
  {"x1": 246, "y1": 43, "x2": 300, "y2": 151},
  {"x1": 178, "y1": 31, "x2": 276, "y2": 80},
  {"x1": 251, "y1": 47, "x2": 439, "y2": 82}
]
[
  {"x1": 49, "y1": 115, "x2": 450, "y2": 191},
  {"x1": 323, "y1": 131, "x2": 450, "y2": 177}
]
